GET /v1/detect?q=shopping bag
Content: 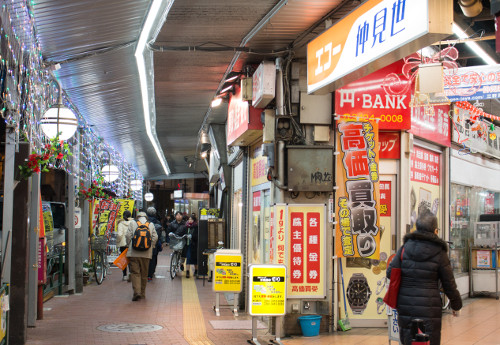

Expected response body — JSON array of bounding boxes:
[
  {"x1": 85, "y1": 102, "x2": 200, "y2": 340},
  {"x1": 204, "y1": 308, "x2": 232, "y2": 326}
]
[
  {"x1": 113, "y1": 248, "x2": 129, "y2": 270},
  {"x1": 383, "y1": 247, "x2": 404, "y2": 309}
]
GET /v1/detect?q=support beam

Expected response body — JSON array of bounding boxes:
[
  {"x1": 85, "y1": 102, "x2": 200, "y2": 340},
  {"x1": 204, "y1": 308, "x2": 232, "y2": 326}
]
[
  {"x1": 9, "y1": 141, "x2": 30, "y2": 344},
  {"x1": 1, "y1": 128, "x2": 15, "y2": 285},
  {"x1": 27, "y1": 173, "x2": 40, "y2": 327}
]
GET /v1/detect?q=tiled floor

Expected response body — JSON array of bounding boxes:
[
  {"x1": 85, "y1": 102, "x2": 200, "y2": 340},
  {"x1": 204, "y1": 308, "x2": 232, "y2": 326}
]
[{"x1": 26, "y1": 249, "x2": 500, "y2": 344}]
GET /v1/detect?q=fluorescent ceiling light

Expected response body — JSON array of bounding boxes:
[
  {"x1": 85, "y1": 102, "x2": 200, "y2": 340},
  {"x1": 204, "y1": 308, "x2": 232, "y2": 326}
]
[
  {"x1": 452, "y1": 23, "x2": 496, "y2": 65},
  {"x1": 219, "y1": 84, "x2": 234, "y2": 94},
  {"x1": 135, "y1": 0, "x2": 172, "y2": 175}
]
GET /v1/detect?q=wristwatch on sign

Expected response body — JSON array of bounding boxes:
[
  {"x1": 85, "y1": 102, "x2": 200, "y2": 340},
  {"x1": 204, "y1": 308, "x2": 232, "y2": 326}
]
[{"x1": 346, "y1": 273, "x2": 372, "y2": 315}]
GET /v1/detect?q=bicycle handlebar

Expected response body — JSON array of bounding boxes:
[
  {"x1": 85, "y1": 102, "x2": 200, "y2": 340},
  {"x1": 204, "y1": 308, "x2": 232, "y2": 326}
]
[{"x1": 168, "y1": 232, "x2": 191, "y2": 240}]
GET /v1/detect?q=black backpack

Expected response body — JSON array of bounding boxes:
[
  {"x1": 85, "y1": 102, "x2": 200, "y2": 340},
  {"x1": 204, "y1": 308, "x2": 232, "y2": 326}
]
[{"x1": 132, "y1": 221, "x2": 152, "y2": 251}]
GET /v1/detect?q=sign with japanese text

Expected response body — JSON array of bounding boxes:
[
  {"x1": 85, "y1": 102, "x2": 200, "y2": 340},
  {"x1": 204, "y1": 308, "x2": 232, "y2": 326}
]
[
  {"x1": 410, "y1": 105, "x2": 451, "y2": 147},
  {"x1": 270, "y1": 210, "x2": 275, "y2": 262},
  {"x1": 379, "y1": 132, "x2": 400, "y2": 159},
  {"x1": 307, "y1": 0, "x2": 451, "y2": 93},
  {"x1": 453, "y1": 107, "x2": 500, "y2": 159},
  {"x1": 288, "y1": 205, "x2": 326, "y2": 298},
  {"x1": 379, "y1": 181, "x2": 392, "y2": 216},
  {"x1": 227, "y1": 86, "x2": 263, "y2": 146},
  {"x1": 335, "y1": 60, "x2": 411, "y2": 130},
  {"x1": 42, "y1": 203, "x2": 53, "y2": 233},
  {"x1": 335, "y1": 119, "x2": 381, "y2": 258},
  {"x1": 444, "y1": 64, "x2": 500, "y2": 102},
  {"x1": 274, "y1": 204, "x2": 287, "y2": 266},
  {"x1": 92, "y1": 199, "x2": 121, "y2": 236},
  {"x1": 213, "y1": 253, "x2": 242, "y2": 293},
  {"x1": 249, "y1": 265, "x2": 286, "y2": 316},
  {"x1": 251, "y1": 144, "x2": 268, "y2": 187},
  {"x1": 253, "y1": 191, "x2": 261, "y2": 212},
  {"x1": 410, "y1": 146, "x2": 440, "y2": 185},
  {"x1": 38, "y1": 237, "x2": 46, "y2": 285},
  {"x1": 116, "y1": 199, "x2": 135, "y2": 230}
]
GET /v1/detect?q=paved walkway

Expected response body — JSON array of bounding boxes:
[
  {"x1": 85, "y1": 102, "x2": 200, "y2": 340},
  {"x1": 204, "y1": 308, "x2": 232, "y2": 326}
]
[{"x1": 27, "y1": 249, "x2": 500, "y2": 344}]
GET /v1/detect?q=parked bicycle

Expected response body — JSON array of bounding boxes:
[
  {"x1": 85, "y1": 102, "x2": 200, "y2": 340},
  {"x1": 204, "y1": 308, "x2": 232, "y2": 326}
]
[
  {"x1": 90, "y1": 235, "x2": 109, "y2": 285},
  {"x1": 169, "y1": 232, "x2": 191, "y2": 279}
]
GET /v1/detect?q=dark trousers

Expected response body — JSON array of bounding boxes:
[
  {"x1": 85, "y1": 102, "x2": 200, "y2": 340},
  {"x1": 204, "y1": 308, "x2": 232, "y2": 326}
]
[
  {"x1": 148, "y1": 252, "x2": 158, "y2": 278},
  {"x1": 119, "y1": 246, "x2": 128, "y2": 276}
]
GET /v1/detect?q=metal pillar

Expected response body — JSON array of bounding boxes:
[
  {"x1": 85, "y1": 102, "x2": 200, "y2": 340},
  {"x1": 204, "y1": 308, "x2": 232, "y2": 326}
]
[
  {"x1": 66, "y1": 166, "x2": 76, "y2": 293},
  {"x1": 74, "y1": 131, "x2": 83, "y2": 293},
  {"x1": 1, "y1": 128, "x2": 15, "y2": 285},
  {"x1": 9, "y1": 141, "x2": 30, "y2": 344},
  {"x1": 27, "y1": 173, "x2": 40, "y2": 327}
]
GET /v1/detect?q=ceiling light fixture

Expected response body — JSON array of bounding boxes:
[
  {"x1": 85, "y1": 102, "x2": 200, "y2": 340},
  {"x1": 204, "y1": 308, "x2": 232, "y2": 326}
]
[
  {"x1": 219, "y1": 84, "x2": 235, "y2": 95},
  {"x1": 144, "y1": 192, "x2": 154, "y2": 202},
  {"x1": 135, "y1": 0, "x2": 174, "y2": 176},
  {"x1": 211, "y1": 97, "x2": 222, "y2": 108},
  {"x1": 452, "y1": 23, "x2": 496, "y2": 65}
]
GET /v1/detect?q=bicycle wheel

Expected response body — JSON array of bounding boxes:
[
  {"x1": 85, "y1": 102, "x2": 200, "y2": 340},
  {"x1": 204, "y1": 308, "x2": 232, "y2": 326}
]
[
  {"x1": 94, "y1": 252, "x2": 104, "y2": 285},
  {"x1": 170, "y1": 252, "x2": 179, "y2": 279},
  {"x1": 103, "y1": 253, "x2": 108, "y2": 279}
]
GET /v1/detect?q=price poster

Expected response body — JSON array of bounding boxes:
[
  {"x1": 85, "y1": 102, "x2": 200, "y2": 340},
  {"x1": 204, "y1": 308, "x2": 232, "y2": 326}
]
[
  {"x1": 213, "y1": 253, "x2": 242, "y2": 293},
  {"x1": 249, "y1": 265, "x2": 286, "y2": 316}
]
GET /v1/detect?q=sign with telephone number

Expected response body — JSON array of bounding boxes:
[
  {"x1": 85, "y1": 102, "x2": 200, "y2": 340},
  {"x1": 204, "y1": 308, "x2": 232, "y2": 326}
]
[
  {"x1": 213, "y1": 253, "x2": 242, "y2": 293},
  {"x1": 249, "y1": 265, "x2": 286, "y2": 316}
]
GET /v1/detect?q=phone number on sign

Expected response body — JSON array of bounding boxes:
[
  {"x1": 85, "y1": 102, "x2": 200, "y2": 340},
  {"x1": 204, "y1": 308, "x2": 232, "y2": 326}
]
[{"x1": 341, "y1": 113, "x2": 404, "y2": 123}]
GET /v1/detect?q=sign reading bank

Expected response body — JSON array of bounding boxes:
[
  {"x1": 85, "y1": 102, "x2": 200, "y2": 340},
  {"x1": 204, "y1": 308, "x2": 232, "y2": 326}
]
[{"x1": 307, "y1": 0, "x2": 452, "y2": 94}]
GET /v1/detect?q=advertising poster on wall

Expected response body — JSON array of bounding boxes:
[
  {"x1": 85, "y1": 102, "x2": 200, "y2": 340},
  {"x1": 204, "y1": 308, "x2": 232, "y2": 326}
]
[
  {"x1": 335, "y1": 119, "x2": 381, "y2": 259},
  {"x1": 252, "y1": 191, "x2": 261, "y2": 264},
  {"x1": 287, "y1": 204, "x2": 326, "y2": 298},
  {"x1": 273, "y1": 204, "x2": 287, "y2": 266},
  {"x1": 410, "y1": 146, "x2": 441, "y2": 231},
  {"x1": 251, "y1": 144, "x2": 268, "y2": 187}
]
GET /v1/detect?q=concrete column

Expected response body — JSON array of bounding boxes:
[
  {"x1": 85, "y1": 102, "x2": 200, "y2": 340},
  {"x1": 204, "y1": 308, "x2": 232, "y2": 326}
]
[
  {"x1": 74, "y1": 131, "x2": 84, "y2": 293},
  {"x1": 66, "y1": 165, "x2": 76, "y2": 293},
  {"x1": 1, "y1": 128, "x2": 16, "y2": 285},
  {"x1": 9, "y1": 141, "x2": 30, "y2": 344},
  {"x1": 27, "y1": 173, "x2": 40, "y2": 327}
]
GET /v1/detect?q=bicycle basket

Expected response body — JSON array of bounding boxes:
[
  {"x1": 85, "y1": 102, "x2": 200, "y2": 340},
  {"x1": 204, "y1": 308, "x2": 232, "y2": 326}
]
[
  {"x1": 169, "y1": 237, "x2": 186, "y2": 251},
  {"x1": 91, "y1": 236, "x2": 108, "y2": 251}
]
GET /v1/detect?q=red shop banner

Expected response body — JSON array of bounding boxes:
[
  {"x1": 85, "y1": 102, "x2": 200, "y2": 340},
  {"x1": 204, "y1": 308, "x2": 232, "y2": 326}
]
[
  {"x1": 335, "y1": 60, "x2": 411, "y2": 130},
  {"x1": 379, "y1": 132, "x2": 400, "y2": 159},
  {"x1": 335, "y1": 118, "x2": 381, "y2": 259},
  {"x1": 379, "y1": 181, "x2": 392, "y2": 217},
  {"x1": 410, "y1": 146, "x2": 440, "y2": 185},
  {"x1": 252, "y1": 191, "x2": 261, "y2": 212},
  {"x1": 287, "y1": 204, "x2": 326, "y2": 298},
  {"x1": 409, "y1": 105, "x2": 451, "y2": 147}
]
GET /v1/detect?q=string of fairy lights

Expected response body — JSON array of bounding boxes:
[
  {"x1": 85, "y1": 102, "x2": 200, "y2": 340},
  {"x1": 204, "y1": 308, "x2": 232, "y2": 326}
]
[{"x1": 0, "y1": 0, "x2": 143, "y2": 198}]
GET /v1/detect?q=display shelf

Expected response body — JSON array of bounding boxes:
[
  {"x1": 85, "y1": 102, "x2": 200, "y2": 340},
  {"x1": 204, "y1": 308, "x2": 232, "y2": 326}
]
[{"x1": 469, "y1": 245, "x2": 500, "y2": 299}]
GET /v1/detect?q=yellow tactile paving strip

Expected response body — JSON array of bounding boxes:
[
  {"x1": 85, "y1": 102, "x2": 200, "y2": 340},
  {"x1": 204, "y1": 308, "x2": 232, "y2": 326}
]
[{"x1": 182, "y1": 275, "x2": 215, "y2": 345}]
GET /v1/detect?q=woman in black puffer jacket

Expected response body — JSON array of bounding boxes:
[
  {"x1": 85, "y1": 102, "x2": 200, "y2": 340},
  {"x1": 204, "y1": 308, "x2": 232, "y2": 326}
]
[{"x1": 387, "y1": 210, "x2": 462, "y2": 345}]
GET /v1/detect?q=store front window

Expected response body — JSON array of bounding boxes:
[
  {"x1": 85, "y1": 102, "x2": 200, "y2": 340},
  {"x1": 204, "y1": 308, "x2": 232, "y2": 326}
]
[{"x1": 450, "y1": 183, "x2": 500, "y2": 274}]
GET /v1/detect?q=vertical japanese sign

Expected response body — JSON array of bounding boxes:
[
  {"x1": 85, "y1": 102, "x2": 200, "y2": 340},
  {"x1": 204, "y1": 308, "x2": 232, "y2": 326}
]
[
  {"x1": 409, "y1": 145, "x2": 441, "y2": 231},
  {"x1": 213, "y1": 253, "x2": 242, "y2": 293},
  {"x1": 251, "y1": 144, "x2": 268, "y2": 187},
  {"x1": 288, "y1": 205, "x2": 326, "y2": 298},
  {"x1": 269, "y1": 209, "x2": 275, "y2": 263},
  {"x1": 115, "y1": 199, "x2": 135, "y2": 231},
  {"x1": 274, "y1": 204, "x2": 287, "y2": 266},
  {"x1": 335, "y1": 119, "x2": 381, "y2": 258},
  {"x1": 249, "y1": 265, "x2": 286, "y2": 316},
  {"x1": 379, "y1": 181, "x2": 392, "y2": 217}
]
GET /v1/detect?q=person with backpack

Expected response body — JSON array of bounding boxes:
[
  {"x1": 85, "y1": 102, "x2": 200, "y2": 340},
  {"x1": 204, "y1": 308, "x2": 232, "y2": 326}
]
[
  {"x1": 126, "y1": 211, "x2": 158, "y2": 301},
  {"x1": 146, "y1": 207, "x2": 162, "y2": 281}
]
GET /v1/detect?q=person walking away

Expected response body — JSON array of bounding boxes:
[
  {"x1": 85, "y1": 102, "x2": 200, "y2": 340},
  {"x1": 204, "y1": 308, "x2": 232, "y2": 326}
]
[
  {"x1": 185, "y1": 215, "x2": 198, "y2": 278},
  {"x1": 146, "y1": 207, "x2": 162, "y2": 281},
  {"x1": 168, "y1": 211, "x2": 187, "y2": 271},
  {"x1": 126, "y1": 211, "x2": 157, "y2": 301},
  {"x1": 387, "y1": 210, "x2": 462, "y2": 345},
  {"x1": 116, "y1": 210, "x2": 132, "y2": 281}
]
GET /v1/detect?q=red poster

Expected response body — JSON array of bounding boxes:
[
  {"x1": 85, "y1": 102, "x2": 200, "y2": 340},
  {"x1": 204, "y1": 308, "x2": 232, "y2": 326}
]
[
  {"x1": 410, "y1": 146, "x2": 440, "y2": 185},
  {"x1": 410, "y1": 105, "x2": 451, "y2": 147},
  {"x1": 38, "y1": 237, "x2": 46, "y2": 284},
  {"x1": 227, "y1": 86, "x2": 263, "y2": 146},
  {"x1": 252, "y1": 191, "x2": 261, "y2": 212},
  {"x1": 306, "y1": 213, "x2": 320, "y2": 284},
  {"x1": 485, "y1": 193, "x2": 495, "y2": 214},
  {"x1": 335, "y1": 60, "x2": 412, "y2": 130},
  {"x1": 379, "y1": 181, "x2": 392, "y2": 217},
  {"x1": 290, "y1": 212, "x2": 304, "y2": 284},
  {"x1": 379, "y1": 132, "x2": 400, "y2": 159}
]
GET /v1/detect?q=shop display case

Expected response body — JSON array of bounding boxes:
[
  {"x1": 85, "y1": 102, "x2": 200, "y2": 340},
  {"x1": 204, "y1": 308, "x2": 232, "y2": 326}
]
[
  {"x1": 450, "y1": 184, "x2": 471, "y2": 274},
  {"x1": 473, "y1": 222, "x2": 499, "y2": 246},
  {"x1": 470, "y1": 245, "x2": 500, "y2": 299}
]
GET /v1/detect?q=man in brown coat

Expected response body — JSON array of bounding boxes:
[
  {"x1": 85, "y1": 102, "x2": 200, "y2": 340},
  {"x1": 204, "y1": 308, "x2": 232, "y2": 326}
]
[{"x1": 126, "y1": 211, "x2": 158, "y2": 301}]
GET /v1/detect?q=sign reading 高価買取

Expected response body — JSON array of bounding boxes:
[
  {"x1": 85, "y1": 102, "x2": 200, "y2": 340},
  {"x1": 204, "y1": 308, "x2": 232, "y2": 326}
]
[
  {"x1": 307, "y1": 0, "x2": 452, "y2": 94},
  {"x1": 249, "y1": 265, "x2": 286, "y2": 316},
  {"x1": 335, "y1": 119, "x2": 381, "y2": 259},
  {"x1": 213, "y1": 253, "x2": 242, "y2": 293}
]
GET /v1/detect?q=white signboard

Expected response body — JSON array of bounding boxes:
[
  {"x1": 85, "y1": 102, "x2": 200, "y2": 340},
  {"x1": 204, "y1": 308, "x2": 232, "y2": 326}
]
[{"x1": 74, "y1": 207, "x2": 81, "y2": 229}]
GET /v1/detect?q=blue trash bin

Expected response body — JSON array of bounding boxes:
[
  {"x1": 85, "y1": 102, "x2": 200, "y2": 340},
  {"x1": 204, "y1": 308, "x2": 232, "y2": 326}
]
[{"x1": 298, "y1": 315, "x2": 322, "y2": 337}]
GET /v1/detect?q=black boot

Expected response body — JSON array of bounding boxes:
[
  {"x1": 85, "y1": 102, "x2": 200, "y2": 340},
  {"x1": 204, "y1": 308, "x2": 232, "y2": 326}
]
[{"x1": 186, "y1": 270, "x2": 190, "y2": 278}]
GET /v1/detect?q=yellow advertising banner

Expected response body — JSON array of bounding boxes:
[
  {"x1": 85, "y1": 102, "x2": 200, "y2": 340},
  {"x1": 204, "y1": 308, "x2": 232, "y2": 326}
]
[
  {"x1": 42, "y1": 205, "x2": 53, "y2": 233},
  {"x1": 249, "y1": 265, "x2": 286, "y2": 316},
  {"x1": 115, "y1": 199, "x2": 135, "y2": 231},
  {"x1": 335, "y1": 118, "x2": 381, "y2": 259},
  {"x1": 287, "y1": 204, "x2": 325, "y2": 298},
  {"x1": 0, "y1": 288, "x2": 5, "y2": 342},
  {"x1": 250, "y1": 144, "x2": 268, "y2": 187},
  {"x1": 91, "y1": 199, "x2": 122, "y2": 236},
  {"x1": 213, "y1": 253, "x2": 242, "y2": 293}
]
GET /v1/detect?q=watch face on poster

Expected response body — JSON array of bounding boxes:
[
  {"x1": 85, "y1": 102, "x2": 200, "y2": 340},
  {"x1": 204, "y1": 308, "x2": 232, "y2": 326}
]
[{"x1": 346, "y1": 274, "x2": 372, "y2": 314}]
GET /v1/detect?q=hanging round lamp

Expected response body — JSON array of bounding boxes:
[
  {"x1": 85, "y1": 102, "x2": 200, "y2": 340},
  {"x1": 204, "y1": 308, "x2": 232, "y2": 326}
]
[
  {"x1": 40, "y1": 104, "x2": 78, "y2": 141},
  {"x1": 144, "y1": 192, "x2": 154, "y2": 201},
  {"x1": 130, "y1": 179, "x2": 142, "y2": 191},
  {"x1": 101, "y1": 164, "x2": 120, "y2": 183}
]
